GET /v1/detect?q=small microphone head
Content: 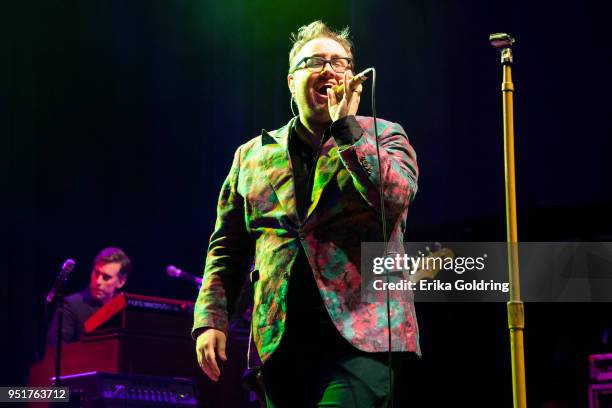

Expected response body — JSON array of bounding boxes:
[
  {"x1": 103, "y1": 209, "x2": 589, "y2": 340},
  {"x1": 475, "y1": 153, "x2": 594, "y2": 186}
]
[
  {"x1": 166, "y1": 265, "x2": 181, "y2": 277},
  {"x1": 62, "y1": 259, "x2": 76, "y2": 274},
  {"x1": 332, "y1": 67, "x2": 373, "y2": 98}
]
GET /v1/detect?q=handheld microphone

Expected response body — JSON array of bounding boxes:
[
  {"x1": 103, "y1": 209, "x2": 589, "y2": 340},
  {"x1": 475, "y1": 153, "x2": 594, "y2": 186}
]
[
  {"x1": 166, "y1": 265, "x2": 203, "y2": 286},
  {"x1": 46, "y1": 259, "x2": 76, "y2": 304},
  {"x1": 332, "y1": 67, "x2": 374, "y2": 98}
]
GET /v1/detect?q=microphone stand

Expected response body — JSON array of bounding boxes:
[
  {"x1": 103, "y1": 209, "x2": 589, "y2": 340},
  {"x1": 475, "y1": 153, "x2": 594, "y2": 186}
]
[
  {"x1": 490, "y1": 33, "x2": 527, "y2": 408},
  {"x1": 54, "y1": 286, "x2": 65, "y2": 386}
]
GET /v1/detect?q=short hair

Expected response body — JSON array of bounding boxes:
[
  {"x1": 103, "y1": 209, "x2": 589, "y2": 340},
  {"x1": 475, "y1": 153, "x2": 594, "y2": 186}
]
[
  {"x1": 93, "y1": 247, "x2": 132, "y2": 278},
  {"x1": 289, "y1": 20, "x2": 354, "y2": 71}
]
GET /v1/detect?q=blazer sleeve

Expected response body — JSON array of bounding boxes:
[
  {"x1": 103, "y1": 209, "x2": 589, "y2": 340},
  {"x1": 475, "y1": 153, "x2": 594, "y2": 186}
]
[
  {"x1": 192, "y1": 145, "x2": 254, "y2": 338},
  {"x1": 331, "y1": 115, "x2": 419, "y2": 221}
]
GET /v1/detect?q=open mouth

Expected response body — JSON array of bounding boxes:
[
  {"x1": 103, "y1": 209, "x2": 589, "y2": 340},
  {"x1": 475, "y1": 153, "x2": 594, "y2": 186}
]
[{"x1": 315, "y1": 83, "x2": 334, "y2": 97}]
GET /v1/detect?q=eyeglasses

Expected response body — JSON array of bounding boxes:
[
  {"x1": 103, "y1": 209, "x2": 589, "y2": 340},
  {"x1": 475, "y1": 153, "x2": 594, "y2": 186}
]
[{"x1": 290, "y1": 56, "x2": 353, "y2": 74}]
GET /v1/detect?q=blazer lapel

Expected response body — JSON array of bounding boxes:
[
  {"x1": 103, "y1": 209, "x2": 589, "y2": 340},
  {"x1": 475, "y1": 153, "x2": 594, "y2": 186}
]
[{"x1": 260, "y1": 118, "x2": 300, "y2": 227}]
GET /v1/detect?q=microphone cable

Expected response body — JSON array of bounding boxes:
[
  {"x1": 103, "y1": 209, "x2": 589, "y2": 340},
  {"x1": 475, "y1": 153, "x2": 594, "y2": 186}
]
[
  {"x1": 318, "y1": 66, "x2": 396, "y2": 405},
  {"x1": 368, "y1": 68, "x2": 395, "y2": 408},
  {"x1": 356, "y1": 67, "x2": 395, "y2": 406}
]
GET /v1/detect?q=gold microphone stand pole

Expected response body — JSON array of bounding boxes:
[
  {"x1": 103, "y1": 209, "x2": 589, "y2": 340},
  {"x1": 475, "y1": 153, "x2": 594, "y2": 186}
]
[{"x1": 489, "y1": 33, "x2": 527, "y2": 408}]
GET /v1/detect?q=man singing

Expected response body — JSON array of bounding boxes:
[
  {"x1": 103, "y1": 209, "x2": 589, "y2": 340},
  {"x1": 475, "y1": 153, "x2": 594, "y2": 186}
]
[{"x1": 194, "y1": 21, "x2": 419, "y2": 407}]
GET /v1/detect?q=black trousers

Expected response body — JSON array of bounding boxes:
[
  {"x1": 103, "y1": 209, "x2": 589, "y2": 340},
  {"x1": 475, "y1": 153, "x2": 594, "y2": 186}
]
[{"x1": 261, "y1": 305, "x2": 392, "y2": 408}]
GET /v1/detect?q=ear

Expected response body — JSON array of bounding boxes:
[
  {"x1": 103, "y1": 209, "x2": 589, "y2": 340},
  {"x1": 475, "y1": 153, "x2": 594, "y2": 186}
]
[
  {"x1": 287, "y1": 74, "x2": 295, "y2": 95},
  {"x1": 117, "y1": 275, "x2": 126, "y2": 289}
]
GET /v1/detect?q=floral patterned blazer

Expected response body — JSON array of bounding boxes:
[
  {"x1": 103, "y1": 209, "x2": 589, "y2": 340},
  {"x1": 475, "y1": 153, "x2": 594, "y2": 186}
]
[{"x1": 193, "y1": 115, "x2": 420, "y2": 362}]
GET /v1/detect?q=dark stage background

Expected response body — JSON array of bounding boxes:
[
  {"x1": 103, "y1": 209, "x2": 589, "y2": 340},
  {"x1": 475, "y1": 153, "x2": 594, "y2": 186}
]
[{"x1": 4, "y1": 1, "x2": 612, "y2": 406}]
